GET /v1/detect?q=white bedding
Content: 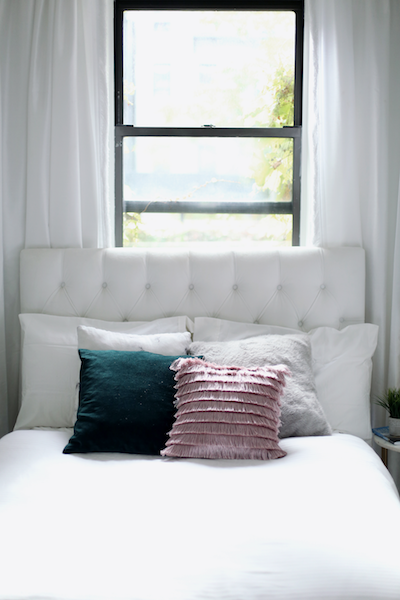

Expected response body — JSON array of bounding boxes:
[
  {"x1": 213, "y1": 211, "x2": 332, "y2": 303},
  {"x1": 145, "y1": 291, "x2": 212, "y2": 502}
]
[{"x1": 1, "y1": 429, "x2": 399, "y2": 600}]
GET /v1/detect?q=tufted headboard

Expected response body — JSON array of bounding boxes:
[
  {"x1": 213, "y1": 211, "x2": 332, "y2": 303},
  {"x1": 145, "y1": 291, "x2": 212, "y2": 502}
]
[{"x1": 20, "y1": 247, "x2": 365, "y2": 332}]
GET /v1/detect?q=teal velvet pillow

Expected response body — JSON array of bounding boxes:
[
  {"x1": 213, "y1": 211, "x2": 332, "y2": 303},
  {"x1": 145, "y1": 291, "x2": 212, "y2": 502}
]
[{"x1": 63, "y1": 349, "x2": 182, "y2": 455}]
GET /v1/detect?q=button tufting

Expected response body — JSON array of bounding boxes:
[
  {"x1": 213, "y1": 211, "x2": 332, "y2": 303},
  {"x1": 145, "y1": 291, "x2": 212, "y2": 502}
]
[
  {"x1": 232, "y1": 284, "x2": 238, "y2": 290},
  {"x1": 60, "y1": 282, "x2": 65, "y2": 288},
  {"x1": 277, "y1": 284, "x2": 282, "y2": 291},
  {"x1": 298, "y1": 321, "x2": 304, "y2": 327},
  {"x1": 102, "y1": 282, "x2": 107, "y2": 288},
  {"x1": 145, "y1": 283, "x2": 151, "y2": 290},
  {"x1": 320, "y1": 284, "x2": 326, "y2": 290},
  {"x1": 254, "y1": 320, "x2": 259, "y2": 324},
  {"x1": 189, "y1": 284, "x2": 194, "y2": 290},
  {"x1": 339, "y1": 317, "x2": 344, "y2": 323}
]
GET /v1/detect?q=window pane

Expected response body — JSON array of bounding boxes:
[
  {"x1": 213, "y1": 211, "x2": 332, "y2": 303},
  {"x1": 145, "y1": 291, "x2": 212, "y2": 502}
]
[
  {"x1": 123, "y1": 213, "x2": 292, "y2": 247},
  {"x1": 123, "y1": 137, "x2": 293, "y2": 204},
  {"x1": 123, "y1": 10, "x2": 295, "y2": 127}
]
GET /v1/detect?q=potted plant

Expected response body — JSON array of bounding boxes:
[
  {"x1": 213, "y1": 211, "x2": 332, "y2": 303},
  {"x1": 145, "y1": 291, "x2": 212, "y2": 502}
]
[{"x1": 376, "y1": 388, "x2": 400, "y2": 437}]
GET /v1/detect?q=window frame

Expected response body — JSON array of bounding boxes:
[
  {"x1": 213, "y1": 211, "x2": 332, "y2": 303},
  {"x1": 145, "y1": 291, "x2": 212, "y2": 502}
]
[{"x1": 114, "y1": 0, "x2": 304, "y2": 247}]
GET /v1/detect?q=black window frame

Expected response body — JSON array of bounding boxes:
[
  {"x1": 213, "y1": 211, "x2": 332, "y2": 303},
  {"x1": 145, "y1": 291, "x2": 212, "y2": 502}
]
[{"x1": 114, "y1": 0, "x2": 304, "y2": 247}]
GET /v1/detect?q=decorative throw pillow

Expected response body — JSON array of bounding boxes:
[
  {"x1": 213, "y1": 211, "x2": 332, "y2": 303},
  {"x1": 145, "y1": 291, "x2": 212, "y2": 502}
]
[
  {"x1": 161, "y1": 357, "x2": 288, "y2": 460},
  {"x1": 64, "y1": 349, "x2": 183, "y2": 455},
  {"x1": 188, "y1": 336, "x2": 332, "y2": 439}
]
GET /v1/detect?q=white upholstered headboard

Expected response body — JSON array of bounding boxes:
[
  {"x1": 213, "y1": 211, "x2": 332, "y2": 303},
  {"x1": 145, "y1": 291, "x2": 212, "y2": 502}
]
[{"x1": 20, "y1": 247, "x2": 365, "y2": 332}]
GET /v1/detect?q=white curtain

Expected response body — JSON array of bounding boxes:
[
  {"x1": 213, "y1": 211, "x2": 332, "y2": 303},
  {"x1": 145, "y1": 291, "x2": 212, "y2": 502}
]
[
  {"x1": 0, "y1": 0, "x2": 114, "y2": 434},
  {"x1": 302, "y1": 0, "x2": 400, "y2": 479}
]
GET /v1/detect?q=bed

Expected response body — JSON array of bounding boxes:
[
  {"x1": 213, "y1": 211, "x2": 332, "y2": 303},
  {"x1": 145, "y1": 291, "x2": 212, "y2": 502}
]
[{"x1": 0, "y1": 246, "x2": 399, "y2": 600}]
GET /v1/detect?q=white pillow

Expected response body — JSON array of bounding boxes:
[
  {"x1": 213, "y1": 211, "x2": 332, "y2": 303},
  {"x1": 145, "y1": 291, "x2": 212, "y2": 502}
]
[
  {"x1": 193, "y1": 318, "x2": 299, "y2": 341},
  {"x1": 77, "y1": 326, "x2": 191, "y2": 354},
  {"x1": 309, "y1": 325, "x2": 378, "y2": 441},
  {"x1": 16, "y1": 314, "x2": 193, "y2": 430},
  {"x1": 193, "y1": 317, "x2": 379, "y2": 441}
]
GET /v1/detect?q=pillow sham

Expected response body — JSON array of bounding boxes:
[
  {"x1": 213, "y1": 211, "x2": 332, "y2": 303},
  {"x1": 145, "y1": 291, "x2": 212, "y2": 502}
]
[
  {"x1": 161, "y1": 357, "x2": 288, "y2": 460},
  {"x1": 189, "y1": 335, "x2": 332, "y2": 439},
  {"x1": 193, "y1": 317, "x2": 379, "y2": 440},
  {"x1": 193, "y1": 317, "x2": 299, "y2": 342},
  {"x1": 16, "y1": 313, "x2": 193, "y2": 430},
  {"x1": 64, "y1": 350, "x2": 182, "y2": 455},
  {"x1": 308, "y1": 325, "x2": 378, "y2": 440}
]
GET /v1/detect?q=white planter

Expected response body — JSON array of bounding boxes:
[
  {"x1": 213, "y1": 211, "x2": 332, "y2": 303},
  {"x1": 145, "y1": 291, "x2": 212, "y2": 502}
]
[{"x1": 388, "y1": 417, "x2": 400, "y2": 437}]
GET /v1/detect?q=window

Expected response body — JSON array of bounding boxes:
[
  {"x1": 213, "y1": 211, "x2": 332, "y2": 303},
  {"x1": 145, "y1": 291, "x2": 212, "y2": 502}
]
[{"x1": 115, "y1": 0, "x2": 304, "y2": 247}]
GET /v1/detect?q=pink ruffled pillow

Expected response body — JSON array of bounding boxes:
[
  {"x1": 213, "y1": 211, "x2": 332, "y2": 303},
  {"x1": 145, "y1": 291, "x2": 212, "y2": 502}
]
[{"x1": 161, "y1": 357, "x2": 288, "y2": 460}]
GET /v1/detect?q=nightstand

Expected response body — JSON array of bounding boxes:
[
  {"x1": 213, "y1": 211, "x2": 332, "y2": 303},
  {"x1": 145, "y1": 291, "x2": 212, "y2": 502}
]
[{"x1": 373, "y1": 434, "x2": 400, "y2": 468}]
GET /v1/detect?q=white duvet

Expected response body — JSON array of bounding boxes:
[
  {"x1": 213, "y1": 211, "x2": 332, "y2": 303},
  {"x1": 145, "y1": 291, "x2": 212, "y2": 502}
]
[{"x1": 0, "y1": 429, "x2": 399, "y2": 600}]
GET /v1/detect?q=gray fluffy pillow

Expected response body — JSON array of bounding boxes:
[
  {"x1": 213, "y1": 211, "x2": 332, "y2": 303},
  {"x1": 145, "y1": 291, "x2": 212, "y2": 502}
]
[{"x1": 189, "y1": 335, "x2": 332, "y2": 439}]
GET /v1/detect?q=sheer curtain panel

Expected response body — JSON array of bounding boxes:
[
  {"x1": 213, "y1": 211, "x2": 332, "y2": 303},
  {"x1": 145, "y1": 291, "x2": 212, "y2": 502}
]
[
  {"x1": 302, "y1": 0, "x2": 400, "y2": 481},
  {"x1": 0, "y1": 0, "x2": 113, "y2": 433}
]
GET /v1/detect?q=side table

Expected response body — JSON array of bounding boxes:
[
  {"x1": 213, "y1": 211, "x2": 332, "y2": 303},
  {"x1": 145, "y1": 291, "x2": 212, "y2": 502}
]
[{"x1": 373, "y1": 434, "x2": 400, "y2": 468}]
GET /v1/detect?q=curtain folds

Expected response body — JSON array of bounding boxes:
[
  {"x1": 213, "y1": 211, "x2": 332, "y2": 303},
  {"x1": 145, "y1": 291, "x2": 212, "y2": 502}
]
[
  {"x1": 303, "y1": 0, "x2": 400, "y2": 479},
  {"x1": 0, "y1": 0, "x2": 113, "y2": 433},
  {"x1": 23, "y1": 0, "x2": 114, "y2": 248}
]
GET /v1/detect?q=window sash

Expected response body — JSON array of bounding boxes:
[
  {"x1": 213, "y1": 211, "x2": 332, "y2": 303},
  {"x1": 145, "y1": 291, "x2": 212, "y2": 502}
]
[{"x1": 114, "y1": 0, "x2": 304, "y2": 247}]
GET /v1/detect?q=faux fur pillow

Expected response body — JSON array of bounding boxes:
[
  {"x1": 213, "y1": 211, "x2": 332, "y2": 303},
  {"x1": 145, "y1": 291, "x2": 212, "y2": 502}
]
[
  {"x1": 161, "y1": 357, "x2": 288, "y2": 460},
  {"x1": 188, "y1": 336, "x2": 332, "y2": 439}
]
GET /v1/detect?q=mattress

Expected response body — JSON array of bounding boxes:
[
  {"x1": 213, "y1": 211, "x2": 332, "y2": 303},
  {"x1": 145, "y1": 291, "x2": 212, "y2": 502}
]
[{"x1": 0, "y1": 429, "x2": 399, "y2": 600}]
